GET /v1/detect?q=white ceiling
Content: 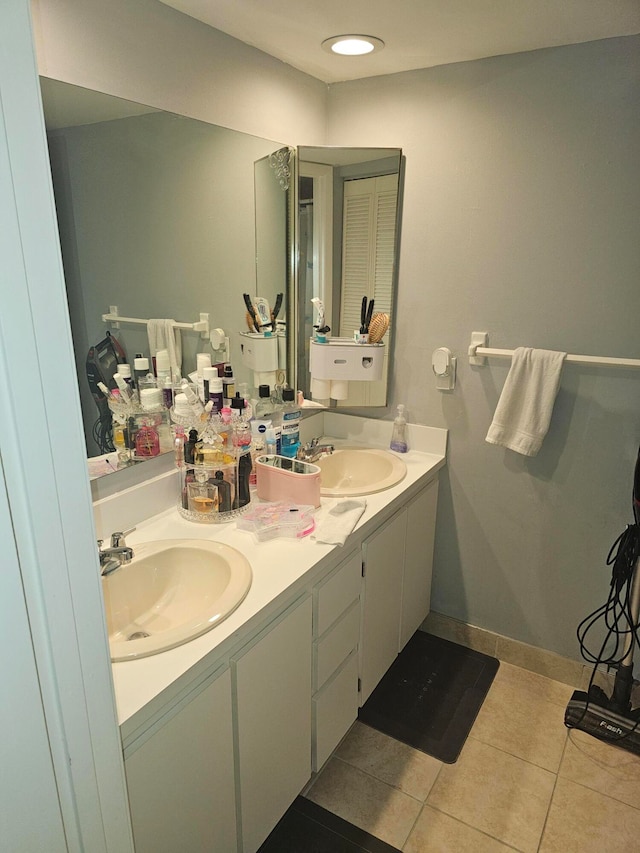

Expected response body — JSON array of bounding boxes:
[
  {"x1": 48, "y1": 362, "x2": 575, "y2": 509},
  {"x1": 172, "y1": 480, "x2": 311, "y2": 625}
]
[{"x1": 159, "y1": 0, "x2": 640, "y2": 83}]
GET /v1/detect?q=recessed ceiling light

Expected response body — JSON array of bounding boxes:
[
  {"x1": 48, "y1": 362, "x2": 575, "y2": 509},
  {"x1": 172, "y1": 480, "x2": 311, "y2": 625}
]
[{"x1": 321, "y1": 35, "x2": 385, "y2": 57}]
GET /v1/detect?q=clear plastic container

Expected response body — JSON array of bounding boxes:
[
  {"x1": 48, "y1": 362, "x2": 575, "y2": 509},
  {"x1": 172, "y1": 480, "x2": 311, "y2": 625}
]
[
  {"x1": 178, "y1": 462, "x2": 248, "y2": 523},
  {"x1": 237, "y1": 502, "x2": 315, "y2": 541}
]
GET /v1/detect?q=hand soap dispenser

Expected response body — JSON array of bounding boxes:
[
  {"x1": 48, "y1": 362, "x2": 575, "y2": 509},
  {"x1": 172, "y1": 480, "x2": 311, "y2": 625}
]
[{"x1": 390, "y1": 404, "x2": 408, "y2": 453}]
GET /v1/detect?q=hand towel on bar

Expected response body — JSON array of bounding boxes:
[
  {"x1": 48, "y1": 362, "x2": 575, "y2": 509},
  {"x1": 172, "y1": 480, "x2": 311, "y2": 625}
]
[
  {"x1": 147, "y1": 319, "x2": 182, "y2": 379},
  {"x1": 312, "y1": 498, "x2": 366, "y2": 546},
  {"x1": 485, "y1": 347, "x2": 567, "y2": 457}
]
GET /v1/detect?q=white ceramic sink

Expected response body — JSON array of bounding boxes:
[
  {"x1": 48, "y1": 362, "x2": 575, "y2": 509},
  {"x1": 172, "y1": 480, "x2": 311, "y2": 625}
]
[
  {"x1": 317, "y1": 447, "x2": 407, "y2": 497},
  {"x1": 102, "y1": 539, "x2": 252, "y2": 661}
]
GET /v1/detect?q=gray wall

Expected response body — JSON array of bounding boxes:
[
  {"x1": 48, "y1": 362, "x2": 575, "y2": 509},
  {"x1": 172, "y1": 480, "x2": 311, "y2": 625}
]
[
  {"x1": 327, "y1": 36, "x2": 640, "y2": 661},
  {"x1": 33, "y1": 0, "x2": 327, "y2": 144}
]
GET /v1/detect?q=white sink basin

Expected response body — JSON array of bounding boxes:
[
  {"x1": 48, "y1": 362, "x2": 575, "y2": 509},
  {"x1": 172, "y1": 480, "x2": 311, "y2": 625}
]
[
  {"x1": 102, "y1": 539, "x2": 252, "y2": 661},
  {"x1": 317, "y1": 447, "x2": 407, "y2": 496}
]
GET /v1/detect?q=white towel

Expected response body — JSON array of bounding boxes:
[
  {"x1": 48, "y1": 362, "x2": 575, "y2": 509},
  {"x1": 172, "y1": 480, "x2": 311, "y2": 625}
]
[
  {"x1": 147, "y1": 319, "x2": 182, "y2": 379},
  {"x1": 485, "y1": 347, "x2": 566, "y2": 457},
  {"x1": 312, "y1": 498, "x2": 366, "y2": 546}
]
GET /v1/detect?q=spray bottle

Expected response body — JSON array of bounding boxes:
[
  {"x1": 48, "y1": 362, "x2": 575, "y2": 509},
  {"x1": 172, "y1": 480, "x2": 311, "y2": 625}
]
[{"x1": 390, "y1": 404, "x2": 408, "y2": 453}]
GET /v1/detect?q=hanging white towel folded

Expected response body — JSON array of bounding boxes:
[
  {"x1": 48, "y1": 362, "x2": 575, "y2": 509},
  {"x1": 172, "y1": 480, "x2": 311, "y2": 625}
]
[
  {"x1": 312, "y1": 498, "x2": 366, "y2": 546},
  {"x1": 485, "y1": 347, "x2": 567, "y2": 457},
  {"x1": 147, "y1": 319, "x2": 182, "y2": 379}
]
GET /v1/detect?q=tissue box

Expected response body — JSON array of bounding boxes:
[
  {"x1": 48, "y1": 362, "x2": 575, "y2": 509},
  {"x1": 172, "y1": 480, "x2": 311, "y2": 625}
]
[{"x1": 255, "y1": 455, "x2": 321, "y2": 508}]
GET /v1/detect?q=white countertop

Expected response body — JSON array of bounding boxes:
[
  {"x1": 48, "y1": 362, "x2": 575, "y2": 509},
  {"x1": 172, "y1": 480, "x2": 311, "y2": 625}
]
[{"x1": 99, "y1": 414, "x2": 447, "y2": 738}]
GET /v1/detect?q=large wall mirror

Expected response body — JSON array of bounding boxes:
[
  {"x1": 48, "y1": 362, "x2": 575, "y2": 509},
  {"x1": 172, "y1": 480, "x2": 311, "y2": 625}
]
[
  {"x1": 40, "y1": 77, "x2": 293, "y2": 478},
  {"x1": 296, "y1": 146, "x2": 403, "y2": 408}
]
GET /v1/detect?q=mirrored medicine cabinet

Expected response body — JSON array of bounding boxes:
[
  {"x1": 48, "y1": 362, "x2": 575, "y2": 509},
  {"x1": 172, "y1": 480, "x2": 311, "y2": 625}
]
[{"x1": 295, "y1": 146, "x2": 403, "y2": 408}]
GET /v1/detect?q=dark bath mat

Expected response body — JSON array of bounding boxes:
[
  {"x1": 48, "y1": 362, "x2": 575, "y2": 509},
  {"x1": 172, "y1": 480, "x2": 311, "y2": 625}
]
[
  {"x1": 359, "y1": 631, "x2": 499, "y2": 764},
  {"x1": 258, "y1": 796, "x2": 400, "y2": 853}
]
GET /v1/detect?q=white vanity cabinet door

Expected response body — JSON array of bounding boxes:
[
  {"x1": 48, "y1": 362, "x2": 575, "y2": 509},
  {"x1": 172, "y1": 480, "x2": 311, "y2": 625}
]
[
  {"x1": 360, "y1": 509, "x2": 407, "y2": 704},
  {"x1": 125, "y1": 668, "x2": 236, "y2": 853},
  {"x1": 233, "y1": 596, "x2": 312, "y2": 853},
  {"x1": 399, "y1": 477, "x2": 439, "y2": 651}
]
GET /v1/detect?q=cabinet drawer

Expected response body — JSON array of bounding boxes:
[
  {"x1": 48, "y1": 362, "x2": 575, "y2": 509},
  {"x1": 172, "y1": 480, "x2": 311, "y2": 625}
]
[
  {"x1": 314, "y1": 599, "x2": 360, "y2": 692},
  {"x1": 313, "y1": 651, "x2": 359, "y2": 772},
  {"x1": 314, "y1": 549, "x2": 361, "y2": 637}
]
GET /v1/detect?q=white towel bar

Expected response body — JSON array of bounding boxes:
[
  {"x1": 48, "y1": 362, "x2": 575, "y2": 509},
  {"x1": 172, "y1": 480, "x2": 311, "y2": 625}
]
[
  {"x1": 468, "y1": 332, "x2": 640, "y2": 370},
  {"x1": 102, "y1": 306, "x2": 209, "y2": 338}
]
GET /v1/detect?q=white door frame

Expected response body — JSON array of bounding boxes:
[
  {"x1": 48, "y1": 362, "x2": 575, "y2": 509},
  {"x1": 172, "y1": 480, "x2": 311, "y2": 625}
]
[
  {"x1": 299, "y1": 161, "x2": 333, "y2": 327},
  {"x1": 0, "y1": 2, "x2": 133, "y2": 850}
]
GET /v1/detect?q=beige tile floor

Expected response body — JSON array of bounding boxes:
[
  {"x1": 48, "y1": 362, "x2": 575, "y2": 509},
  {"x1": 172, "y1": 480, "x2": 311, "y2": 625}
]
[{"x1": 305, "y1": 660, "x2": 640, "y2": 852}]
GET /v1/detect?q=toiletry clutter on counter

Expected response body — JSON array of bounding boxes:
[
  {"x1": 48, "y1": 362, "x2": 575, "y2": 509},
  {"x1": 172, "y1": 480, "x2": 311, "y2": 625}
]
[{"x1": 96, "y1": 345, "x2": 305, "y2": 519}]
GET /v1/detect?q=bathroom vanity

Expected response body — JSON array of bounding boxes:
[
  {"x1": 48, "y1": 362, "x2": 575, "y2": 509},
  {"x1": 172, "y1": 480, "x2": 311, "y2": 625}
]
[{"x1": 98, "y1": 414, "x2": 446, "y2": 852}]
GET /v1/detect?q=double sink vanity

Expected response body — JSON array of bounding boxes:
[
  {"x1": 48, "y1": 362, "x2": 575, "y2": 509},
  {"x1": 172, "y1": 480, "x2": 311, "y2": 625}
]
[{"x1": 95, "y1": 412, "x2": 446, "y2": 853}]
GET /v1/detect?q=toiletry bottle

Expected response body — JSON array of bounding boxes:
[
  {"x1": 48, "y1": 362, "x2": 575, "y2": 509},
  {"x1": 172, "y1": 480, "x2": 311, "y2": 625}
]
[
  {"x1": 255, "y1": 384, "x2": 272, "y2": 418},
  {"x1": 126, "y1": 415, "x2": 138, "y2": 453},
  {"x1": 113, "y1": 372, "x2": 135, "y2": 403},
  {"x1": 187, "y1": 468, "x2": 217, "y2": 514},
  {"x1": 210, "y1": 470, "x2": 232, "y2": 513},
  {"x1": 265, "y1": 428, "x2": 277, "y2": 456},
  {"x1": 174, "y1": 425, "x2": 186, "y2": 467},
  {"x1": 184, "y1": 428, "x2": 200, "y2": 465},
  {"x1": 134, "y1": 356, "x2": 150, "y2": 390},
  {"x1": 135, "y1": 423, "x2": 160, "y2": 457},
  {"x1": 235, "y1": 451, "x2": 252, "y2": 508},
  {"x1": 249, "y1": 435, "x2": 264, "y2": 488},
  {"x1": 193, "y1": 353, "x2": 211, "y2": 402},
  {"x1": 117, "y1": 363, "x2": 133, "y2": 388},
  {"x1": 162, "y1": 376, "x2": 174, "y2": 409},
  {"x1": 237, "y1": 382, "x2": 253, "y2": 420},
  {"x1": 222, "y1": 364, "x2": 235, "y2": 403},
  {"x1": 390, "y1": 404, "x2": 408, "y2": 453},
  {"x1": 207, "y1": 376, "x2": 224, "y2": 414},
  {"x1": 280, "y1": 387, "x2": 301, "y2": 458},
  {"x1": 230, "y1": 392, "x2": 247, "y2": 420},
  {"x1": 155, "y1": 349, "x2": 172, "y2": 385},
  {"x1": 202, "y1": 366, "x2": 217, "y2": 404},
  {"x1": 113, "y1": 424, "x2": 130, "y2": 465},
  {"x1": 181, "y1": 381, "x2": 206, "y2": 419},
  {"x1": 182, "y1": 469, "x2": 195, "y2": 510}
]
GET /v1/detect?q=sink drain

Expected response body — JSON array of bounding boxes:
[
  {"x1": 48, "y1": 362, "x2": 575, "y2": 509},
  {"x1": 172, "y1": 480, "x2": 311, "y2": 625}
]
[{"x1": 127, "y1": 631, "x2": 151, "y2": 641}]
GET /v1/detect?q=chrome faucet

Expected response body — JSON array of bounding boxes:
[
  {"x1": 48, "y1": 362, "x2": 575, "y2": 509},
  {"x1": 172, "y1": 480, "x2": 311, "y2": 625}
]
[
  {"x1": 296, "y1": 437, "x2": 334, "y2": 464},
  {"x1": 98, "y1": 530, "x2": 135, "y2": 576}
]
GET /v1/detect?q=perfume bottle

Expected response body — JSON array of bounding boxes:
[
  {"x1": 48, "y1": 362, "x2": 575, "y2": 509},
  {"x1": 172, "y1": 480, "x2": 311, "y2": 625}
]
[
  {"x1": 135, "y1": 423, "x2": 160, "y2": 457},
  {"x1": 187, "y1": 468, "x2": 218, "y2": 514}
]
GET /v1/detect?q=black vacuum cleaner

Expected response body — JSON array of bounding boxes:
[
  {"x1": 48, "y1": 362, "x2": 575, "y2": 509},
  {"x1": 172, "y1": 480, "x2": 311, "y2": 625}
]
[{"x1": 564, "y1": 445, "x2": 640, "y2": 755}]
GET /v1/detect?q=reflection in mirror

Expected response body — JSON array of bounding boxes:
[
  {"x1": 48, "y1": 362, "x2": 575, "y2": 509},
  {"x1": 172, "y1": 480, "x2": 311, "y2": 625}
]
[
  {"x1": 40, "y1": 78, "x2": 292, "y2": 478},
  {"x1": 296, "y1": 147, "x2": 403, "y2": 407},
  {"x1": 250, "y1": 148, "x2": 291, "y2": 389}
]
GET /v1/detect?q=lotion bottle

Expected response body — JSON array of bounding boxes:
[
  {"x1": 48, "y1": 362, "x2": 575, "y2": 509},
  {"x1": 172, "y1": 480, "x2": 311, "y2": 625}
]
[
  {"x1": 155, "y1": 349, "x2": 172, "y2": 385},
  {"x1": 390, "y1": 404, "x2": 408, "y2": 453}
]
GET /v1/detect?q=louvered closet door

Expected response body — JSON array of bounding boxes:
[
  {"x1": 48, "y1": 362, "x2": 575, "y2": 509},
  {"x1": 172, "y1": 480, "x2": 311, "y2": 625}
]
[{"x1": 338, "y1": 173, "x2": 397, "y2": 407}]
